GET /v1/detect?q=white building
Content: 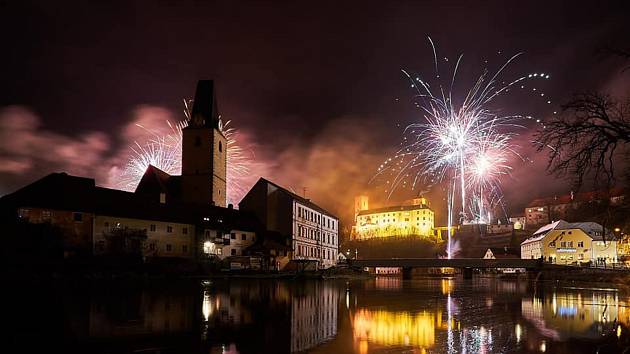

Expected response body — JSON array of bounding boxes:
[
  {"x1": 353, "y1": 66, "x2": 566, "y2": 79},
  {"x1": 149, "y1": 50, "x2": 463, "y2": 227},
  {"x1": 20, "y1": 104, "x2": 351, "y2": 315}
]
[{"x1": 240, "y1": 178, "x2": 339, "y2": 269}]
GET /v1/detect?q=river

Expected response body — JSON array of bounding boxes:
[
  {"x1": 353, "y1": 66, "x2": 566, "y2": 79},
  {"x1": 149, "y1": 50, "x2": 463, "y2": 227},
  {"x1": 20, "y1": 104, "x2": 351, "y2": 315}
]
[{"x1": 7, "y1": 277, "x2": 630, "y2": 353}]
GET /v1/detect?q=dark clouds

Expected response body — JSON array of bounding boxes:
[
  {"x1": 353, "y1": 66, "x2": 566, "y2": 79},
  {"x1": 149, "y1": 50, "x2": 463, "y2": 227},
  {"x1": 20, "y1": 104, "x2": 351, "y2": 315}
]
[{"x1": 1, "y1": 0, "x2": 629, "y2": 227}]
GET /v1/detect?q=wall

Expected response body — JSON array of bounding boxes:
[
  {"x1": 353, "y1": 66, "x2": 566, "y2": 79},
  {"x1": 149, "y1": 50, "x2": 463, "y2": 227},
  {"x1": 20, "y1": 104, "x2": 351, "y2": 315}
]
[
  {"x1": 211, "y1": 129, "x2": 227, "y2": 207},
  {"x1": 93, "y1": 215, "x2": 194, "y2": 258},
  {"x1": 293, "y1": 200, "x2": 338, "y2": 268},
  {"x1": 18, "y1": 207, "x2": 94, "y2": 255}
]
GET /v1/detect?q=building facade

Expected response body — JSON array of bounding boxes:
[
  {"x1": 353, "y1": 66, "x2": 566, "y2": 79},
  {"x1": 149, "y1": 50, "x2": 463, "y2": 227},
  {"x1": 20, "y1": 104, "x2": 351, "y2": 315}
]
[
  {"x1": 239, "y1": 178, "x2": 339, "y2": 269},
  {"x1": 93, "y1": 215, "x2": 194, "y2": 258},
  {"x1": 520, "y1": 220, "x2": 618, "y2": 264},
  {"x1": 352, "y1": 197, "x2": 436, "y2": 240},
  {"x1": 525, "y1": 189, "x2": 624, "y2": 227}
]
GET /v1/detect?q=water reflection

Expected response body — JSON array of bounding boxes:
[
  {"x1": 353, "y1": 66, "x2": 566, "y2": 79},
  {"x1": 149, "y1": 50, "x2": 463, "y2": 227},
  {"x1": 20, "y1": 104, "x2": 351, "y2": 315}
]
[
  {"x1": 521, "y1": 288, "x2": 629, "y2": 341},
  {"x1": 15, "y1": 277, "x2": 630, "y2": 353}
]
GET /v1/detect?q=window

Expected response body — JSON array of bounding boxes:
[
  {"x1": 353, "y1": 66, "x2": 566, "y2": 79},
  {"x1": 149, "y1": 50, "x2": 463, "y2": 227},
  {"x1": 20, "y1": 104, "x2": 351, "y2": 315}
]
[
  {"x1": 42, "y1": 210, "x2": 52, "y2": 221},
  {"x1": 167, "y1": 226, "x2": 173, "y2": 233},
  {"x1": 182, "y1": 245, "x2": 188, "y2": 253},
  {"x1": 149, "y1": 224, "x2": 156, "y2": 232},
  {"x1": 159, "y1": 193, "x2": 166, "y2": 204},
  {"x1": 104, "y1": 221, "x2": 109, "y2": 228},
  {"x1": 217, "y1": 248, "x2": 222, "y2": 255},
  {"x1": 18, "y1": 208, "x2": 30, "y2": 219},
  {"x1": 560, "y1": 241, "x2": 566, "y2": 247},
  {"x1": 568, "y1": 241, "x2": 573, "y2": 247},
  {"x1": 231, "y1": 248, "x2": 236, "y2": 256},
  {"x1": 549, "y1": 241, "x2": 555, "y2": 247},
  {"x1": 183, "y1": 227, "x2": 188, "y2": 235},
  {"x1": 149, "y1": 243, "x2": 156, "y2": 251},
  {"x1": 166, "y1": 244, "x2": 172, "y2": 252},
  {"x1": 231, "y1": 233, "x2": 236, "y2": 239},
  {"x1": 578, "y1": 241, "x2": 584, "y2": 247},
  {"x1": 219, "y1": 141, "x2": 222, "y2": 152},
  {"x1": 241, "y1": 234, "x2": 247, "y2": 240}
]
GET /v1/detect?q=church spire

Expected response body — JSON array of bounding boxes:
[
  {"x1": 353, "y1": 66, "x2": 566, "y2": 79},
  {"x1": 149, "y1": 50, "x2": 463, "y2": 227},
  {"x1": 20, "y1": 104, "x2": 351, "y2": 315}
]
[{"x1": 189, "y1": 80, "x2": 220, "y2": 128}]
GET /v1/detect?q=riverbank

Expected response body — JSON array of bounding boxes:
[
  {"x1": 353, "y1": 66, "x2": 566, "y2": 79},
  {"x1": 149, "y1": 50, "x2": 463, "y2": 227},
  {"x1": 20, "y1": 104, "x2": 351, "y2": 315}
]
[{"x1": 1, "y1": 260, "x2": 373, "y2": 281}]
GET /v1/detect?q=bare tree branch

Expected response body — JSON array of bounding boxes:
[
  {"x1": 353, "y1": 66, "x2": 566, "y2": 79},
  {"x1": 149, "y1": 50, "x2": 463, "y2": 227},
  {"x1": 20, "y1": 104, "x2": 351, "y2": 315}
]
[{"x1": 534, "y1": 92, "x2": 630, "y2": 190}]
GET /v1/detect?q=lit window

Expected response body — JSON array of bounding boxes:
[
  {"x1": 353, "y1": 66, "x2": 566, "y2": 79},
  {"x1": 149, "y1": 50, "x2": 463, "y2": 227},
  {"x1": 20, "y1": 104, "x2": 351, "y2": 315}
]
[{"x1": 18, "y1": 208, "x2": 31, "y2": 219}]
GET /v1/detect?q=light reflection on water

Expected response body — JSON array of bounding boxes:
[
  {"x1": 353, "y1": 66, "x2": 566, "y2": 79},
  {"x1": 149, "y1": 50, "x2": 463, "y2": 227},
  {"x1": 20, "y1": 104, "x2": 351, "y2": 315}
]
[{"x1": 14, "y1": 277, "x2": 630, "y2": 353}]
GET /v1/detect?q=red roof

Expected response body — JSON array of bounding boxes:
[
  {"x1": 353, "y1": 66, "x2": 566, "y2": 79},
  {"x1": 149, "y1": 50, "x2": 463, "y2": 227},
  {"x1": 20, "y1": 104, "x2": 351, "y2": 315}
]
[{"x1": 527, "y1": 188, "x2": 624, "y2": 207}]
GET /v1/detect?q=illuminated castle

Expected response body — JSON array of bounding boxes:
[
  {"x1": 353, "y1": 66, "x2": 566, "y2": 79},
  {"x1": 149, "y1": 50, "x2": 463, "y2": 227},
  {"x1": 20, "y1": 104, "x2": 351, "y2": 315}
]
[{"x1": 351, "y1": 196, "x2": 436, "y2": 240}]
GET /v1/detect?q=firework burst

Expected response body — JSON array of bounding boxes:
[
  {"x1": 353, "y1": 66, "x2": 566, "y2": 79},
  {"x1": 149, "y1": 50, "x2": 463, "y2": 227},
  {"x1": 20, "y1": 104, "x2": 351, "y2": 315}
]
[
  {"x1": 375, "y1": 38, "x2": 550, "y2": 257},
  {"x1": 116, "y1": 99, "x2": 252, "y2": 205}
]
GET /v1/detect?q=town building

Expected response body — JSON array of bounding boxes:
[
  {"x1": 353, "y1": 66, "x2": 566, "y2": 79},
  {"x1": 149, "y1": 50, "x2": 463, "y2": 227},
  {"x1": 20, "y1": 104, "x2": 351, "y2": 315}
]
[
  {"x1": 524, "y1": 189, "x2": 624, "y2": 227},
  {"x1": 520, "y1": 220, "x2": 618, "y2": 265},
  {"x1": 351, "y1": 196, "x2": 437, "y2": 240},
  {"x1": 1, "y1": 171, "x2": 260, "y2": 260},
  {"x1": 239, "y1": 178, "x2": 339, "y2": 269}
]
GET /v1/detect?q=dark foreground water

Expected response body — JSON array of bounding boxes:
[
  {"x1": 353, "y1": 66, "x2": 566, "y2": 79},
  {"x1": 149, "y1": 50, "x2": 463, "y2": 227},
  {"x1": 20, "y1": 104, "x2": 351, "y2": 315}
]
[{"x1": 7, "y1": 277, "x2": 630, "y2": 353}]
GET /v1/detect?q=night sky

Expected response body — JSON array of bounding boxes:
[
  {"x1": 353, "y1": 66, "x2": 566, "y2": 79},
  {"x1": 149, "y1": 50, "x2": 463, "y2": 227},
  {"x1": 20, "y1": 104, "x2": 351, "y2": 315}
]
[{"x1": 1, "y1": 1, "x2": 629, "y2": 227}]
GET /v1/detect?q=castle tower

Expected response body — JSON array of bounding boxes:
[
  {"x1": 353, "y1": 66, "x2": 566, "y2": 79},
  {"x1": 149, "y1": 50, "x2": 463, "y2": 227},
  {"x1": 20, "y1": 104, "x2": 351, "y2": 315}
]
[
  {"x1": 181, "y1": 80, "x2": 227, "y2": 207},
  {"x1": 354, "y1": 195, "x2": 369, "y2": 222}
]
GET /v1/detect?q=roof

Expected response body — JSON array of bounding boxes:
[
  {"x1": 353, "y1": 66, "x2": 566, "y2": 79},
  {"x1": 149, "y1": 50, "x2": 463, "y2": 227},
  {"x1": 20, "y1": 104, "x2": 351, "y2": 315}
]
[
  {"x1": 188, "y1": 80, "x2": 220, "y2": 129},
  {"x1": 527, "y1": 188, "x2": 624, "y2": 207},
  {"x1": 357, "y1": 204, "x2": 431, "y2": 216},
  {"x1": 1, "y1": 172, "x2": 261, "y2": 231},
  {"x1": 521, "y1": 219, "x2": 615, "y2": 245},
  {"x1": 135, "y1": 165, "x2": 182, "y2": 202},
  {"x1": 258, "y1": 178, "x2": 338, "y2": 218}
]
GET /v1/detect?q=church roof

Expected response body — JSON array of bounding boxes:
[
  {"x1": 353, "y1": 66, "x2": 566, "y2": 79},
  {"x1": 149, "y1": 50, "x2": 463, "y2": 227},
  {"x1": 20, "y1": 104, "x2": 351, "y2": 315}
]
[
  {"x1": 188, "y1": 80, "x2": 220, "y2": 129},
  {"x1": 134, "y1": 164, "x2": 182, "y2": 202}
]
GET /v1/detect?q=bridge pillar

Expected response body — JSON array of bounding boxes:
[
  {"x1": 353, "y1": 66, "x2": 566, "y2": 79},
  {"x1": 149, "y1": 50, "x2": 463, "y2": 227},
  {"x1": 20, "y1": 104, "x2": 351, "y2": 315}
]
[
  {"x1": 462, "y1": 267, "x2": 473, "y2": 280},
  {"x1": 402, "y1": 267, "x2": 413, "y2": 280}
]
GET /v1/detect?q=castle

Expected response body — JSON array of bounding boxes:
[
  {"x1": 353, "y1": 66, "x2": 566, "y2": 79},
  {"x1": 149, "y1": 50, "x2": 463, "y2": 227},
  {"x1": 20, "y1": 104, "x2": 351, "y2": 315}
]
[{"x1": 351, "y1": 195, "x2": 439, "y2": 241}]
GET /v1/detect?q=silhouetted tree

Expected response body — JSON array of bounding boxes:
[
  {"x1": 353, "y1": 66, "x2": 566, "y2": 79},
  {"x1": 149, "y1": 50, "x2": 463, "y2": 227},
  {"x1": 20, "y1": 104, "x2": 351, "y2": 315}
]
[
  {"x1": 536, "y1": 93, "x2": 630, "y2": 188},
  {"x1": 535, "y1": 49, "x2": 630, "y2": 189}
]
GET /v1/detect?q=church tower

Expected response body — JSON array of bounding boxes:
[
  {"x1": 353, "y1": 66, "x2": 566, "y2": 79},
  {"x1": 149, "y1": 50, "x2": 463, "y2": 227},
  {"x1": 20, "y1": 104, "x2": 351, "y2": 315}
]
[{"x1": 181, "y1": 80, "x2": 227, "y2": 207}]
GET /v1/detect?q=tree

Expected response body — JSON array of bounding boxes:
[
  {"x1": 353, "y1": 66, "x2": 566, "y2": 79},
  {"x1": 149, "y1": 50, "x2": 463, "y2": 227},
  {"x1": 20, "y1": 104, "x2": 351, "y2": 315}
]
[
  {"x1": 535, "y1": 49, "x2": 630, "y2": 189},
  {"x1": 535, "y1": 93, "x2": 630, "y2": 189}
]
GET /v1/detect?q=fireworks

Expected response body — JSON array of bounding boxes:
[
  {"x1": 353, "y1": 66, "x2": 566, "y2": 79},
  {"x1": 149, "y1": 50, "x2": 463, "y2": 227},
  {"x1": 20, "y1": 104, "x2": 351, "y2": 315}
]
[
  {"x1": 376, "y1": 38, "x2": 550, "y2": 257},
  {"x1": 116, "y1": 99, "x2": 252, "y2": 205}
]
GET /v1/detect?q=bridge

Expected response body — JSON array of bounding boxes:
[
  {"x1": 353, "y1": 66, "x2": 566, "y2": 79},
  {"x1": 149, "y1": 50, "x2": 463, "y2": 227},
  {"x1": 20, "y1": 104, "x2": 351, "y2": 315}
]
[{"x1": 348, "y1": 258, "x2": 544, "y2": 279}]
